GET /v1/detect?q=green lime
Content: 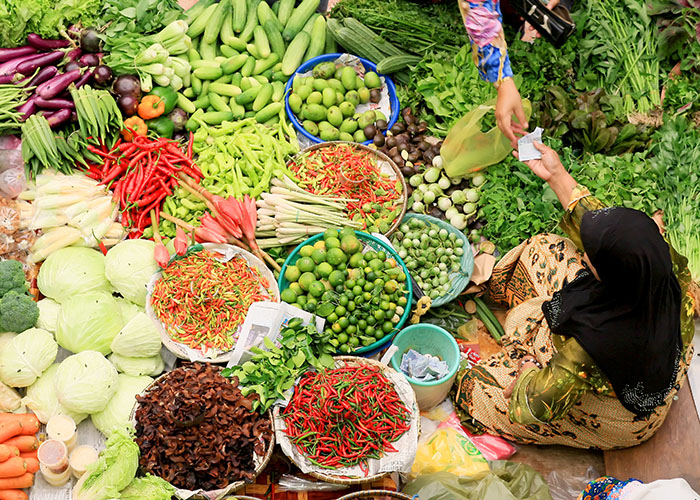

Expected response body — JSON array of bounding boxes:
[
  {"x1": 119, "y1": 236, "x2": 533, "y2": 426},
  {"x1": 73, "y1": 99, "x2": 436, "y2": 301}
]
[
  {"x1": 369, "y1": 258, "x2": 383, "y2": 271},
  {"x1": 327, "y1": 248, "x2": 347, "y2": 266},
  {"x1": 305, "y1": 301, "x2": 317, "y2": 312},
  {"x1": 280, "y1": 288, "x2": 297, "y2": 303},
  {"x1": 297, "y1": 295, "x2": 308, "y2": 307},
  {"x1": 337, "y1": 332, "x2": 349, "y2": 344},
  {"x1": 349, "y1": 336, "x2": 360, "y2": 347},
  {"x1": 373, "y1": 329, "x2": 384, "y2": 340},
  {"x1": 365, "y1": 325, "x2": 375, "y2": 336},
  {"x1": 349, "y1": 253, "x2": 365, "y2": 268},
  {"x1": 327, "y1": 312, "x2": 339, "y2": 323},
  {"x1": 299, "y1": 272, "x2": 316, "y2": 291},
  {"x1": 346, "y1": 324, "x2": 357, "y2": 335},
  {"x1": 317, "y1": 262, "x2": 333, "y2": 278},
  {"x1": 376, "y1": 251, "x2": 387, "y2": 261},
  {"x1": 289, "y1": 282, "x2": 303, "y2": 296},
  {"x1": 284, "y1": 265, "x2": 301, "y2": 282},
  {"x1": 335, "y1": 305, "x2": 347, "y2": 316},
  {"x1": 339, "y1": 227, "x2": 355, "y2": 239},
  {"x1": 309, "y1": 281, "x2": 325, "y2": 297},
  {"x1": 329, "y1": 270, "x2": 345, "y2": 287},
  {"x1": 297, "y1": 257, "x2": 315, "y2": 273},
  {"x1": 338, "y1": 316, "x2": 349, "y2": 329},
  {"x1": 321, "y1": 290, "x2": 335, "y2": 302},
  {"x1": 299, "y1": 245, "x2": 314, "y2": 258},
  {"x1": 398, "y1": 296, "x2": 408, "y2": 307},
  {"x1": 332, "y1": 322, "x2": 342, "y2": 333},
  {"x1": 347, "y1": 301, "x2": 356, "y2": 311},
  {"x1": 311, "y1": 249, "x2": 327, "y2": 264},
  {"x1": 340, "y1": 235, "x2": 362, "y2": 255},
  {"x1": 339, "y1": 344, "x2": 350, "y2": 354},
  {"x1": 323, "y1": 228, "x2": 339, "y2": 241},
  {"x1": 382, "y1": 320, "x2": 394, "y2": 333},
  {"x1": 364, "y1": 251, "x2": 377, "y2": 261},
  {"x1": 339, "y1": 295, "x2": 349, "y2": 306},
  {"x1": 326, "y1": 237, "x2": 341, "y2": 249},
  {"x1": 313, "y1": 240, "x2": 326, "y2": 251}
]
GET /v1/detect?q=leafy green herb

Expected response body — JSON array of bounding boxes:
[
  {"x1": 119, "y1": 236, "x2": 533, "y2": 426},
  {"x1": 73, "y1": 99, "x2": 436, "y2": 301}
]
[
  {"x1": 97, "y1": 0, "x2": 183, "y2": 49},
  {"x1": 221, "y1": 318, "x2": 335, "y2": 412},
  {"x1": 647, "y1": 0, "x2": 700, "y2": 73}
]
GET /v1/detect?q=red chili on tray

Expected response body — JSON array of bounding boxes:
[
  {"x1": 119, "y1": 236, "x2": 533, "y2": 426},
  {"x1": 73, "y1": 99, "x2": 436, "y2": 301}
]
[
  {"x1": 82, "y1": 133, "x2": 202, "y2": 238},
  {"x1": 282, "y1": 364, "x2": 411, "y2": 475}
]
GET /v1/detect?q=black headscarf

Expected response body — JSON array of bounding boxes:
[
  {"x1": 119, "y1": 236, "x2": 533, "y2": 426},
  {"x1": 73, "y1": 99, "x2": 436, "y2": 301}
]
[{"x1": 542, "y1": 207, "x2": 682, "y2": 415}]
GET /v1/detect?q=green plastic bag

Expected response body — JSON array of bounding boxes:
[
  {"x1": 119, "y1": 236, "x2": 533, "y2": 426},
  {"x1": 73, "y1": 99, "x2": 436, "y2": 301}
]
[
  {"x1": 441, "y1": 99, "x2": 532, "y2": 178},
  {"x1": 402, "y1": 461, "x2": 553, "y2": 500}
]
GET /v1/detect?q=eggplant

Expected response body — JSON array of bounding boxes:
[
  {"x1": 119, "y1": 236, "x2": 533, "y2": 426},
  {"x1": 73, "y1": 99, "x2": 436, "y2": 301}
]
[
  {"x1": 113, "y1": 74, "x2": 141, "y2": 98},
  {"x1": 0, "y1": 46, "x2": 37, "y2": 63},
  {"x1": 27, "y1": 34, "x2": 70, "y2": 50},
  {"x1": 45, "y1": 108, "x2": 72, "y2": 128},
  {"x1": 0, "y1": 74, "x2": 19, "y2": 84},
  {"x1": 65, "y1": 47, "x2": 82, "y2": 63},
  {"x1": 81, "y1": 29, "x2": 102, "y2": 53},
  {"x1": 93, "y1": 65, "x2": 113, "y2": 86},
  {"x1": 65, "y1": 61, "x2": 81, "y2": 72},
  {"x1": 35, "y1": 97, "x2": 75, "y2": 110},
  {"x1": 27, "y1": 66, "x2": 58, "y2": 87},
  {"x1": 117, "y1": 95, "x2": 139, "y2": 116},
  {"x1": 16, "y1": 95, "x2": 38, "y2": 121},
  {"x1": 74, "y1": 68, "x2": 94, "y2": 89},
  {"x1": 79, "y1": 53, "x2": 101, "y2": 67},
  {"x1": 36, "y1": 69, "x2": 82, "y2": 99},
  {"x1": 16, "y1": 51, "x2": 64, "y2": 75},
  {"x1": 0, "y1": 52, "x2": 45, "y2": 75},
  {"x1": 168, "y1": 108, "x2": 188, "y2": 131}
]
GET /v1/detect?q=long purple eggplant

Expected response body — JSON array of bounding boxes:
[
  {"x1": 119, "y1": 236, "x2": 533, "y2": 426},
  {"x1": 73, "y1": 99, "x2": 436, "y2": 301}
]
[
  {"x1": 36, "y1": 69, "x2": 81, "y2": 99},
  {"x1": 27, "y1": 33, "x2": 70, "y2": 50},
  {"x1": 17, "y1": 95, "x2": 38, "y2": 121},
  {"x1": 65, "y1": 47, "x2": 81, "y2": 63},
  {"x1": 74, "y1": 68, "x2": 94, "y2": 89},
  {"x1": 0, "y1": 73, "x2": 19, "y2": 84},
  {"x1": 0, "y1": 46, "x2": 37, "y2": 63},
  {"x1": 16, "y1": 51, "x2": 64, "y2": 75},
  {"x1": 45, "y1": 108, "x2": 72, "y2": 128},
  {"x1": 0, "y1": 52, "x2": 45, "y2": 76},
  {"x1": 27, "y1": 65, "x2": 58, "y2": 87},
  {"x1": 35, "y1": 97, "x2": 75, "y2": 110}
]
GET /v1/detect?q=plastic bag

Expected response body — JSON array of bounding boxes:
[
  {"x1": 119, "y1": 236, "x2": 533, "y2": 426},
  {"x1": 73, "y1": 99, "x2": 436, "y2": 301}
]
[
  {"x1": 403, "y1": 462, "x2": 553, "y2": 500},
  {"x1": 441, "y1": 99, "x2": 532, "y2": 178},
  {"x1": 547, "y1": 466, "x2": 598, "y2": 500},
  {"x1": 0, "y1": 137, "x2": 26, "y2": 199}
]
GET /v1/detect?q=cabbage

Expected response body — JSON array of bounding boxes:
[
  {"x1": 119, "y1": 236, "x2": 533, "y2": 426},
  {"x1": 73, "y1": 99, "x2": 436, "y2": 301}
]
[
  {"x1": 56, "y1": 292, "x2": 124, "y2": 355},
  {"x1": 55, "y1": 351, "x2": 118, "y2": 414},
  {"x1": 91, "y1": 374, "x2": 152, "y2": 437},
  {"x1": 119, "y1": 474, "x2": 175, "y2": 500},
  {"x1": 104, "y1": 240, "x2": 157, "y2": 307},
  {"x1": 0, "y1": 328, "x2": 57, "y2": 387},
  {"x1": 73, "y1": 429, "x2": 139, "y2": 500},
  {"x1": 0, "y1": 332, "x2": 16, "y2": 350},
  {"x1": 36, "y1": 298, "x2": 61, "y2": 332},
  {"x1": 115, "y1": 298, "x2": 142, "y2": 323},
  {"x1": 22, "y1": 364, "x2": 88, "y2": 424},
  {"x1": 109, "y1": 353, "x2": 164, "y2": 377},
  {"x1": 37, "y1": 247, "x2": 112, "y2": 303},
  {"x1": 110, "y1": 312, "x2": 161, "y2": 358}
]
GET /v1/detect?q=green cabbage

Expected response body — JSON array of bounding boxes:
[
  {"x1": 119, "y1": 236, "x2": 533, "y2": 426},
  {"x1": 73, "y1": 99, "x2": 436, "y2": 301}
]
[
  {"x1": 115, "y1": 298, "x2": 142, "y2": 323},
  {"x1": 105, "y1": 240, "x2": 158, "y2": 307},
  {"x1": 91, "y1": 374, "x2": 152, "y2": 437},
  {"x1": 110, "y1": 312, "x2": 161, "y2": 358},
  {"x1": 0, "y1": 328, "x2": 57, "y2": 387},
  {"x1": 55, "y1": 351, "x2": 118, "y2": 414},
  {"x1": 56, "y1": 292, "x2": 124, "y2": 355},
  {"x1": 119, "y1": 474, "x2": 175, "y2": 500},
  {"x1": 37, "y1": 247, "x2": 112, "y2": 304},
  {"x1": 22, "y1": 364, "x2": 88, "y2": 424},
  {"x1": 73, "y1": 428, "x2": 139, "y2": 500},
  {"x1": 0, "y1": 332, "x2": 15, "y2": 350},
  {"x1": 109, "y1": 352, "x2": 164, "y2": 377},
  {"x1": 36, "y1": 298, "x2": 61, "y2": 333}
]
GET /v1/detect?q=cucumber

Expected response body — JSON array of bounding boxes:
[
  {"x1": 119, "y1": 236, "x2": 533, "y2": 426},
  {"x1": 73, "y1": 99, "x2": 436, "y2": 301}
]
[
  {"x1": 240, "y1": 0, "x2": 261, "y2": 43},
  {"x1": 183, "y1": 87, "x2": 196, "y2": 99},
  {"x1": 193, "y1": 67, "x2": 223, "y2": 80},
  {"x1": 240, "y1": 55, "x2": 256, "y2": 77},
  {"x1": 186, "y1": 108, "x2": 205, "y2": 131},
  {"x1": 281, "y1": 31, "x2": 310, "y2": 76},
  {"x1": 214, "y1": 73, "x2": 232, "y2": 84},
  {"x1": 253, "y1": 53, "x2": 280, "y2": 75},
  {"x1": 191, "y1": 75, "x2": 202, "y2": 95},
  {"x1": 226, "y1": 38, "x2": 248, "y2": 51},
  {"x1": 185, "y1": 0, "x2": 215, "y2": 24},
  {"x1": 187, "y1": 48, "x2": 201, "y2": 62},
  {"x1": 219, "y1": 45, "x2": 239, "y2": 58},
  {"x1": 177, "y1": 93, "x2": 197, "y2": 114},
  {"x1": 324, "y1": 26, "x2": 337, "y2": 53},
  {"x1": 208, "y1": 93, "x2": 231, "y2": 112},
  {"x1": 271, "y1": 81, "x2": 285, "y2": 102},
  {"x1": 232, "y1": 0, "x2": 247, "y2": 32},
  {"x1": 271, "y1": 70, "x2": 286, "y2": 82},
  {"x1": 257, "y1": 1, "x2": 284, "y2": 33},
  {"x1": 376, "y1": 54, "x2": 422, "y2": 74},
  {"x1": 209, "y1": 82, "x2": 243, "y2": 97},
  {"x1": 282, "y1": 0, "x2": 320, "y2": 41},
  {"x1": 277, "y1": 0, "x2": 295, "y2": 26},
  {"x1": 301, "y1": 13, "x2": 319, "y2": 35},
  {"x1": 198, "y1": 38, "x2": 217, "y2": 60},
  {"x1": 246, "y1": 43, "x2": 262, "y2": 60},
  {"x1": 192, "y1": 94, "x2": 210, "y2": 110},
  {"x1": 187, "y1": 3, "x2": 217, "y2": 38},
  {"x1": 253, "y1": 83, "x2": 273, "y2": 111},
  {"x1": 235, "y1": 85, "x2": 263, "y2": 105},
  {"x1": 222, "y1": 54, "x2": 248, "y2": 74},
  {"x1": 230, "y1": 100, "x2": 246, "y2": 119},
  {"x1": 303, "y1": 15, "x2": 326, "y2": 62},
  {"x1": 253, "y1": 26, "x2": 271, "y2": 59},
  {"x1": 252, "y1": 75, "x2": 269, "y2": 84},
  {"x1": 264, "y1": 21, "x2": 286, "y2": 59},
  {"x1": 255, "y1": 102, "x2": 283, "y2": 123},
  {"x1": 191, "y1": 59, "x2": 221, "y2": 70},
  {"x1": 271, "y1": 1, "x2": 280, "y2": 15},
  {"x1": 203, "y1": 0, "x2": 230, "y2": 45},
  {"x1": 202, "y1": 111, "x2": 234, "y2": 125},
  {"x1": 219, "y1": 7, "x2": 236, "y2": 47}
]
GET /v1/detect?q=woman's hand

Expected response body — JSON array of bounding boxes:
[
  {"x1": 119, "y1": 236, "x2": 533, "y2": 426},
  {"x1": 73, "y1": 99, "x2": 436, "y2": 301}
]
[
  {"x1": 514, "y1": 142, "x2": 577, "y2": 207},
  {"x1": 504, "y1": 356, "x2": 540, "y2": 399},
  {"x1": 496, "y1": 78, "x2": 528, "y2": 148}
]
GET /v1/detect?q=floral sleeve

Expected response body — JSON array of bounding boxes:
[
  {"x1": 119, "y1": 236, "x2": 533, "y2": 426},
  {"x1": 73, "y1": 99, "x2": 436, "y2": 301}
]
[{"x1": 457, "y1": 0, "x2": 514, "y2": 84}]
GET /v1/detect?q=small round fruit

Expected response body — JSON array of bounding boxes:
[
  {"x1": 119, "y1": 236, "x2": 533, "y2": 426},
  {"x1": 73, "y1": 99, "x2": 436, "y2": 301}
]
[
  {"x1": 298, "y1": 272, "x2": 316, "y2": 291},
  {"x1": 317, "y1": 262, "x2": 333, "y2": 278},
  {"x1": 325, "y1": 237, "x2": 341, "y2": 249},
  {"x1": 284, "y1": 265, "x2": 301, "y2": 282},
  {"x1": 326, "y1": 247, "x2": 347, "y2": 266},
  {"x1": 311, "y1": 248, "x2": 326, "y2": 264},
  {"x1": 309, "y1": 281, "x2": 325, "y2": 298},
  {"x1": 297, "y1": 256, "x2": 315, "y2": 273},
  {"x1": 299, "y1": 245, "x2": 314, "y2": 258},
  {"x1": 280, "y1": 288, "x2": 297, "y2": 303},
  {"x1": 329, "y1": 269, "x2": 345, "y2": 287}
]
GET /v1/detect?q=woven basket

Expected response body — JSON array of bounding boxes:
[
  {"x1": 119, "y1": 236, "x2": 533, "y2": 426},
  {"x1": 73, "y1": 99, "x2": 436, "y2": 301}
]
[
  {"x1": 336, "y1": 491, "x2": 415, "y2": 500},
  {"x1": 286, "y1": 141, "x2": 408, "y2": 237},
  {"x1": 399, "y1": 213, "x2": 474, "y2": 307},
  {"x1": 129, "y1": 366, "x2": 275, "y2": 499},
  {"x1": 275, "y1": 356, "x2": 420, "y2": 486}
]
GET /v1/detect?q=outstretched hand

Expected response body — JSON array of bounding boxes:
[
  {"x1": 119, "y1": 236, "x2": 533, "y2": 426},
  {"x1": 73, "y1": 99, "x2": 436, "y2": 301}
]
[
  {"x1": 512, "y1": 141, "x2": 564, "y2": 181},
  {"x1": 496, "y1": 78, "x2": 528, "y2": 148}
]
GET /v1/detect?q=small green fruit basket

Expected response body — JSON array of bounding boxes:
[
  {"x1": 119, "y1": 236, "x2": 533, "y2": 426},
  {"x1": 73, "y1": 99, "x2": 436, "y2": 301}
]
[{"x1": 278, "y1": 229, "x2": 413, "y2": 355}]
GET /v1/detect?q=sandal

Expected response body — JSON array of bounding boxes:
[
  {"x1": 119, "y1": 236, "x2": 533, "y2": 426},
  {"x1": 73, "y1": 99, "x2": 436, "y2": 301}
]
[{"x1": 511, "y1": 0, "x2": 576, "y2": 47}]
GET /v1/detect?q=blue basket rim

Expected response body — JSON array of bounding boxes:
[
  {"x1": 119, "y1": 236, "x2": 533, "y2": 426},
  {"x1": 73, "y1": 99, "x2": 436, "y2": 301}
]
[{"x1": 284, "y1": 53, "x2": 400, "y2": 146}]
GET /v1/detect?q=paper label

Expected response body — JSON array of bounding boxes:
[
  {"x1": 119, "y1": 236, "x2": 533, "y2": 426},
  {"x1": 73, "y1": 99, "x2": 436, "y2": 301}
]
[{"x1": 517, "y1": 127, "x2": 544, "y2": 161}]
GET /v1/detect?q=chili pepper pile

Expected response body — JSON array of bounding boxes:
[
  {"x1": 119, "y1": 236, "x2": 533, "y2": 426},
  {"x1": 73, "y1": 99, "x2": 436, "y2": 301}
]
[
  {"x1": 287, "y1": 144, "x2": 404, "y2": 233},
  {"x1": 83, "y1": 133, "x2": 202, "y2": 238},
  {"x1": 282, "y1": 364, "x2": 411, "y2": 475},
  {"x1": 150, "y1": 249, "x2": 273, "y2": 351}
]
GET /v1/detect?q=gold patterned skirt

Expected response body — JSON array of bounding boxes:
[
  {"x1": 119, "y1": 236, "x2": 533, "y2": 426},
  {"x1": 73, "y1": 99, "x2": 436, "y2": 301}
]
[{"x1": 452, "y1": 234, "x2": 692, "y2": 449}]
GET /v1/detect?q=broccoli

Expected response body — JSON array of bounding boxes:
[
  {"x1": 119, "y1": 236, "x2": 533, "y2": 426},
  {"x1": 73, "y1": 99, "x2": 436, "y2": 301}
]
[
  {"x1": 0, "y1": 260, "x2": 26, "y2": 298},
  {"x1": 0, "y1": 291, "x2": 39, "y2": 333}
]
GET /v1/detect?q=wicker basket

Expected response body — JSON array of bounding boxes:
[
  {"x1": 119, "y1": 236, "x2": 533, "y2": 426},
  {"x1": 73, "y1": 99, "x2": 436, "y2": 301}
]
[
  {"x1": 275, "y1": 356, "x2": 420, "y2": 486},
  {"x1": 286, "y1": 141, "x2": 408, "y2": 237},
  {"x1": 129, "y1": 366, "x2": 275, "y2": 499},
  {"x1": 336, "y1": 491, "x2": 415, "y2": 500}
]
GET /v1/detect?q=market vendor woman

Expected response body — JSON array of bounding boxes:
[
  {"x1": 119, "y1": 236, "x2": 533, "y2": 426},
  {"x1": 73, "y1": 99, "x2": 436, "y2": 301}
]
[{"x1": 452, "y1": 142, "x2": 695, "y2": 449}]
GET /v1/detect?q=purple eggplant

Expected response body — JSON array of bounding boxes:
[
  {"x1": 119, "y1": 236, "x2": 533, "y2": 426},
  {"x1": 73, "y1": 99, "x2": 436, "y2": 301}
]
[
  {"x1": 16, "y1": 95, "x2": 38, "y2": 121},
  {"x1": 35, "y1": 97, "x2": 75, "y2": 110},
  {"x1": 74, "y1": 68, "x2": 94, "y2": 89},
  {"x1": 36, "y1": 69, "x2": 81, "y2": 99},
  {"x1": 79, "y1": 53, "x2": 100, "y2": 67},
  {"x1": 27, "y1": 65, "x2": 58, "y2": 87},
  {"x1": 16, "y1": 51, "x2": 64, "y2": 75},
  {"x1": 0, "y1": 52, "x2": 45, "y2": 75},
  {"x1": 0, "y1": 46, "x2": 37, "y2": 63},
  {"x1": 0, "y1": 73, "x2": 19, "y2": 84},
  {"x1": 45, "y1": 109, "x2": 72, "y2": 128},
  {"x1": 27, "y1": 34, "x2": 70, "y2": 50},
  {"x1": 65, "y1": 47, "x2": 81, "y2": 63}
]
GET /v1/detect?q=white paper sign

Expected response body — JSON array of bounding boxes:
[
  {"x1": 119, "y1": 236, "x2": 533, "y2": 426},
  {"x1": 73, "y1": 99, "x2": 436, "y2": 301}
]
[{"x1": 517, "y1": 127, "x2": 544, "y2": 161}]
